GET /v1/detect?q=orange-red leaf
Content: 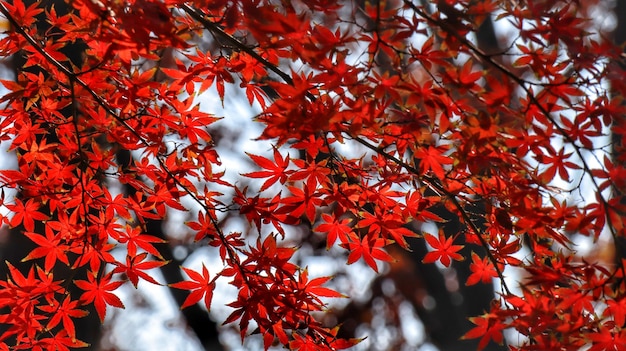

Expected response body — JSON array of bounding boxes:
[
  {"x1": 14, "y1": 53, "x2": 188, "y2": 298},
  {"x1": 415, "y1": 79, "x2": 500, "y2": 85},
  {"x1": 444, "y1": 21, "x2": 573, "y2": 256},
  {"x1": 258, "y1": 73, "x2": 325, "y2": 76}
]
[
  {"x1": 170, "y1": 264, "x2": 216, "y2": 310},
  {"x1": 422, "y1": 233, "x2": 464, "y2": 267}
]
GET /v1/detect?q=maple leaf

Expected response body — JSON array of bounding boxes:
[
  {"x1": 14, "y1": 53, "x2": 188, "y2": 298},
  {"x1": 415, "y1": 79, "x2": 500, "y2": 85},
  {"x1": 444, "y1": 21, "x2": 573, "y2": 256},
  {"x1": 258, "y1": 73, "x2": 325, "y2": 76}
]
[
  {"x1": 145, "y1": 180, "x2": 186, "y2": 216},
  {"x1": 298, "y1": 269, "x2": 344, "y2": 299},
  {"x1": 23, "y1": 226, "x2": 70, "y2": 272},
  {"x1": 414, "y1": 145, "x2": 453, "y2": 178},
  {"x1": 178, "y1": 110, "x2": 218, "y2": 144},
  {"x1": 243, "y1": 148, "x2": 292, "y2": 191},
  {"x1": 112, "y1": 252, "x2": 167, "y2": 287},
  {"x1": 458, "y1": 59, "x2": 482, "y2": 88},
  {"x1": 288, "y1": 333, "x2": 322, "y2": 351},
  {"x1": 357, "y1": 210, "x2": 418, "y2": 249},
  {"x1": 462, "y1": 313, "x2": 505, "y2": 350},
  {"x1": 6, "y1": 198, "x2": 49, "y2": 232},
  {"x1": 99, "y1": 187, "x2": 132, "y2": 220},
  {"x1": 314, "y1": 213, "x2": 353, "y2": 249},
  {"x1": 34, "y1": 329, "x2": 89, "y2": 351},
  {"x1": 290, "y1": 158, "x2": 332, "y2": 190},
  {"x1": 535, "y1": 146, "x2": 580, "y2": 182},
  {"x1": 404, "y1": 191, "x2": 442, "y2": 222},
  {"x1": 588, "y1": 327, "x2": 626, "y2": 351},
  {"x1": 170, "y1": 264, "x2": 216, "y2": 310},
  {"x1": 4, "y1": 261, "x2": 38, "y2": 291},
  {"x1": 321, "y1": 325, "x2": 363, "y2": 350},
  {"x1": 74, "y1": 272, "x2": 125, "y2": 322},
  {"x1": 603, "y1": 298, "x2": 626, "y2": 327},
  {"x1": 112, "y1": 225, "x2": 165, "y2": 259},
  {"x1": 466, "y1": 252, "x2": 498, "y2": 286},
  {"x1": 2, "y1": 0, "x2": 43, "y2": 27},
  {"x1": 342, "y1": 236, "x2": 395, "y2": 273},
  {"x1": 291, "y1": 134, "x2": 330, "y2": 159},
  {"x1": 31, "y1": 265, "x2": 65, "y2": 300},
  {"x1": 186, "y1": 210, "x2": 218, "y2": 242},
  {"x1": 70, "y1": 240, "x2": 116, "y2": 273},
  {"x1": 279, "y1": 184, "x2": 323, "y2": 223},
  {"x1": 422, "y1": 233, "x2": 464, "y2": 267},
  {"x1": 37, "y1": 296, "x2": 88, "y2": 340}
]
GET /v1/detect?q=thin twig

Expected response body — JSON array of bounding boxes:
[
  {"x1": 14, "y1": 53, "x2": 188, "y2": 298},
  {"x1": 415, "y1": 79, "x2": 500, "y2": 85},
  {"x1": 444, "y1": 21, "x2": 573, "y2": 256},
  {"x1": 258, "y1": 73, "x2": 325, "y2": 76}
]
[{"x1": 351, "y1": 135, "x2": 513, "y2": 295}]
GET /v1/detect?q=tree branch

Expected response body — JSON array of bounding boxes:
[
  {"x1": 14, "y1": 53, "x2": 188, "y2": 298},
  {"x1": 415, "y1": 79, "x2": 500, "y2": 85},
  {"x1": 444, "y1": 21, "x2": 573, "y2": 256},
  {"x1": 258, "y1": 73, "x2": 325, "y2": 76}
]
[
  {"x1": 350, "y1": 135, "x2": 512, "y2": 295},
  {"x1": 403, "y1": 0, "x2": 626, "y2": 278},
  {"x1": 179, "y1": 4, "x2": 317, "y2": 102}
]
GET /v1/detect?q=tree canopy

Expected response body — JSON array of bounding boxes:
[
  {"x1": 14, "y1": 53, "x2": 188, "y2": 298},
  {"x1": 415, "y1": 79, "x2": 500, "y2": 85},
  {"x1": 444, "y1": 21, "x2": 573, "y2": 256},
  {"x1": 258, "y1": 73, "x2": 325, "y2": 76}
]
[{"x1": 0, "y1": 0, "x2": 625, "y2": 350}]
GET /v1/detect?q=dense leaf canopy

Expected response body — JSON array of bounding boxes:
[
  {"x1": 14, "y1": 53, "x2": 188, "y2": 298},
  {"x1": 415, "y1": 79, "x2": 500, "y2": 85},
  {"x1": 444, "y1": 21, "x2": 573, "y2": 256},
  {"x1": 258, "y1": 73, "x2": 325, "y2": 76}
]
[{"x1": 0, "y1": 0, "x2": 625, "y2": 350}]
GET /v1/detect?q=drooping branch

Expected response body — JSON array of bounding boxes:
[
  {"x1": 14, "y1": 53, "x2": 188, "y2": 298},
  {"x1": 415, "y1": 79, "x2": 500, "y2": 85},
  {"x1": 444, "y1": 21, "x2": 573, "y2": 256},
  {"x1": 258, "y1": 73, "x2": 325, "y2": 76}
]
[
  {"x1": 179, "y1": 4, "x2": 318, "y2": 102},
  {"x1": 403, "y1": 0, "x2": 626, "y2": 276},
  {"x1": 350, "y1": 135, "x2": 512, "y2": 295},
  {"x1": 180, "y1": 4, "x2": 294, "y2": 86}
]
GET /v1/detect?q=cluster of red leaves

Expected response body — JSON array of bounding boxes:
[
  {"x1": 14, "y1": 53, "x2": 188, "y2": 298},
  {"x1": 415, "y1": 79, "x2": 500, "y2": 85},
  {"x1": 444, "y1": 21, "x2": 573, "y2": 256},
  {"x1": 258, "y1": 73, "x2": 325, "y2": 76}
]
[{"x1": 0, "y1": 0, "x2": 625, "y2": 350}]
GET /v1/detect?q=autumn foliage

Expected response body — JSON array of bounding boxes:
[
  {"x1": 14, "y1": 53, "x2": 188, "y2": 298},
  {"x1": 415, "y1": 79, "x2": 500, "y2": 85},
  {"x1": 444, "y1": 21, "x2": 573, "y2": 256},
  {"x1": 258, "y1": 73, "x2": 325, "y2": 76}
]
[{"x1": 0, "y1": 0, "x2": 625, "y2": 350}]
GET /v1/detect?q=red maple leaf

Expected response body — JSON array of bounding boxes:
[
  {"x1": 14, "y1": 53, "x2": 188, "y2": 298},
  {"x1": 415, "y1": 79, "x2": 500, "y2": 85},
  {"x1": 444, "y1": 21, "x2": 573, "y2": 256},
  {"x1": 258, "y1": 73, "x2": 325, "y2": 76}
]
[
  {"x1": 588, "y1": 327, "x2": 626, "y2": 351},
  {"x1": 342, "y1": 236, "x2": 395, "y2": 273},
  {"x1": 314, "y1": 213, "x2": 353, "y2": 249},
  {"x1": 298, "y1": 269, "x2": 344, "y2": 299},
  {"x1": 6, "y1": 198, "x2": 49, "y2": 232},
  {"x1": 112, "y1": 225, "x2": 165, "y2": 259},
  {"x1": 111, "y1": 252, "x2": 166, "y2": 287},
  {"x1": 288, "y1": 334, "x2": 319, "y2": 351},
  {"x1": 603, "y1": 298, "x2": 626, "y2": 327},
  {"x1": 422, "y1": 233, "x2": 464, "y2": 267},
  {"x1": 23, "y1": 226, "x2": 70, "y2": 272},
  {"x1": 37, "y1": 296, "x2": 88, "y2": 340},
  {"x1": 170, "y1": 264, "x2": 216, "y2": 310},
  {"x1": 414, "y1": 145, "x2": 453, "y2": 178},
  {"x1": 34, "y1": 330, "x2": 89, "y2": 351},
  {"x1": 74, "y1": 272, "x2": 125, "y2": 322},
  {"x1": 466, "y1": 252, "x2": 498, "y2": 286},
  {"x1": 243, "y1": 147, "x2": 292, "y2": 191},
  {"x1": 462, "y1": 313, "x2": 505, "y2": 350}
]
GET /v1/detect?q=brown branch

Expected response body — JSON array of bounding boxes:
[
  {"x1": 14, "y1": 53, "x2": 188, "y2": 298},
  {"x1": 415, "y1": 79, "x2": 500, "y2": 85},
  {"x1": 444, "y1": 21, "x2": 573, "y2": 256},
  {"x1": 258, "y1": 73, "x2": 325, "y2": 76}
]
[
  {"x1": 179, "y1": 4, "x2": 317, "y2": 102},
  {"x1": 404, "y1": 1, "x2": 603, "y2": 194},
  {"x1": 180, "y1": 4, "x2": 294, "y2": 84},
  {"x1": 350, "y1": 135, "x2": 512, "y2": 295}
]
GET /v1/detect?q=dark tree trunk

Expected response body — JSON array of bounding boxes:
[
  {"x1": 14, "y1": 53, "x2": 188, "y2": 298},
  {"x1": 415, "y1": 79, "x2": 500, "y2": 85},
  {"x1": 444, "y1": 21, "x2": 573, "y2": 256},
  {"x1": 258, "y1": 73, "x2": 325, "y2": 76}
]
[{"x1": 611, "y1": 0, "x2": 626, "y2": 271}]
